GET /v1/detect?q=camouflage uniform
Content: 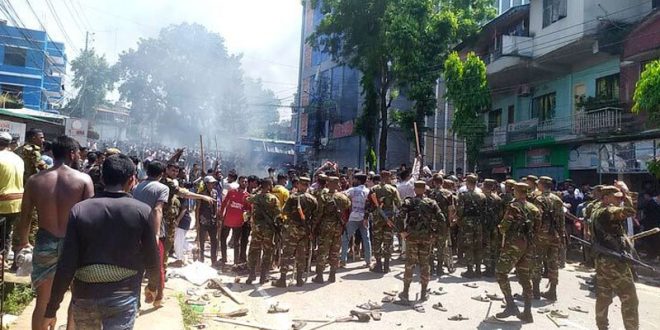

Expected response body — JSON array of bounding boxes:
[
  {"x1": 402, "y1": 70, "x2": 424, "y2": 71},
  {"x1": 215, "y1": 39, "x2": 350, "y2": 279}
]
[
  {"x1": 427, "y1": 186, "x2": 454, "y2": 275},
  {"x1": 593, "y1": 189, "x2": 638, "y2": 330},
  {"x1": 482, "y1": 184, "x2": 504, "y2": 277},
  {"x1": 457, "y1": 183, "x2": 486, "y2": 275},
  {"x1": 395, "y1": 184, "x2": 443, "y2": 301},
  {"x1": 495, "y1": 184, "x2": 540, "y2": 323},
  {"x1": 531, "y1": 185, "x2": 565, "y2": 300},
  {"x1": 12, "y1": 143, "x2": 46, "y2": 248},
  {"x1": 161, "y1": 177, "x2": 182, "y2": 263},
  {"x1": 365, "y1": 182, "x2": 400, "y2": 272},
  {"x1": 313, "y1": 189, "x2": 350, "y2": 283},
  {"x1": 275, "y1": 191, "x2": 317, "y2": 287},
  {"x1": 246, "y1": 192, "x2": 281, "y2": 284}
]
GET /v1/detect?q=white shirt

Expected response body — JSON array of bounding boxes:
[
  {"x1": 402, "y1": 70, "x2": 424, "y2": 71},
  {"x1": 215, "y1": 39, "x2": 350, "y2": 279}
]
[
  {"x1": 345, "y1": 185, "x2": 369, "y2": 222},
  {"x1": 397, "y1": 179, "x2": 415, "y2": 200}
]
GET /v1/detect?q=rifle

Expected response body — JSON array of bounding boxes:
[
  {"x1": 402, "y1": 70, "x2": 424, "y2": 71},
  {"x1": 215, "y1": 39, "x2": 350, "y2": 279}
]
[
  {"x1": 570, "y1": 235, "x2": 655, "y2": 272},
  {"x1": 370, "y1": 193, "x2": 393, "y2": 228}
]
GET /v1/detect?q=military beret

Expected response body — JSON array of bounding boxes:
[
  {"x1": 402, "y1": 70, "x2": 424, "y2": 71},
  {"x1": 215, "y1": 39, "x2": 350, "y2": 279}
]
[
  {"x1": 600, "y1": 185, "x2": 623, "y2": 198},
  {"x1": 465, "y1": 174, "x2": 478, "y2": 183},
  {"x1": 299, "y1": 176, "x2": 311, "y2": 183},
  {"x1": 514, "y1": 182, "x2": 529, "y2": 191},
  {"x1": 432, "y1": 173, "x2": 444, "y2": 181},
  {"x1": 414, "y1": 181, "x2": 427, "y2": 189},
  {"x1": 504, "y1": 179, "x2": 517, "y2": 186},
  {"x1": 0, "y1": 132, "x2": 12, "y2": 142},
  {"x1": 484, "y1": 179, "x2": 498, "y2": 186},
  {"x1": 327, "y1": 176, "x2": 339, "y2": 183},
  {"x1": 538, "y1": 176, "x2": 553, "y2": 184},
  {"x1": 526, "y1": 175, "x2": 538, "y2": 181}
]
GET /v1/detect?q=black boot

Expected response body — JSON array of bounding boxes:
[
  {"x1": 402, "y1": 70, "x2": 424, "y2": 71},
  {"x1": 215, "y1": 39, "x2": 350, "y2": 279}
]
[
  {"x1": 461, "y1": 266, "x2": 475, "y2": 278},
  {"x1": 420, "y1": 283, "x2": 428, "y2": 301},
  {"x1": 371, "y1": 259, "x2": 383, "y2": 273},
  {"x1": 475, "y1": 264, "x2": 482, "y2": 278},
  {"x1": 399, "y1": 282, "x2": 410, "y2": 301},
  {"x1": 517, "y1": 297, "x2": 533, "y2": 323},
  {"x1": 246, "y1": 269, "x2": 256, "y2": 285},
  {"x1": 541, "y1": 283, "x2": 557, "y2": 301},
  {"x1": 436, "y1": 264, "x2": 445, "y2": 276},
  {"x1": 429, "y1": 260, "x2": 436, "y2": 276},
  {"x1": 296, "y1": 271, "x2": 304, "y2": 287},
  {"x1": 496, "y1": 295, "x2": 520, "y2": 318},
  {"x1": 312, "y1": 267, "x2": 324, "y2": 284},
  {"x1": 383, "y1": 258, "x2": 391, "y2": 273},
  {"x1": 272, "y1": 273, "x2": 287, "y2": 287},
  {"x1": 532, "y1": 280, "x2": 541, "y2": 300},
  {"x1": 328, "y1": 269, "x2": 336, "y2": 283},
  {"x1": 259, "y1": 268, "x2": 269, "y2": 284}
]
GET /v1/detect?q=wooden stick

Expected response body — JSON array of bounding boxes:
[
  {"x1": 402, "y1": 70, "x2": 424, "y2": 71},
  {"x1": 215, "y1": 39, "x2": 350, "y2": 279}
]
[
  {"x1": 200, "y1": 135, "x2": 206, "y2": 174},
  {"x1": 292, "y1": 318, "x2": 332, "y2": 323},
  {"x1": 213, "y1": 318, "x2": 277, "y2": 330},
  {"x1": 210, "y1": 278, "x2": 243, "y2": 305},
  {"x1": 484, "y1": 301, "x2": 492, "y2": 320},
  {"x1": 413, "y1": 122, "x2": 421, "y2": 156},
  {"x1": 631, "y1": 227, "x2": 660, "y2": 241}
]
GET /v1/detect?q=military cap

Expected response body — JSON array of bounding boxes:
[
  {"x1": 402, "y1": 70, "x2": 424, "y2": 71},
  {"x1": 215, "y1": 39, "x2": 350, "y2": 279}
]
[
  {"x1": 600, "y1": 185, "x2": 623, "y2": 198},
  {"x1": 514, "y1": 182, "x2": 529, "y2": 192},
  {"x1": 0, "y1": 132, "x2": 11, "y2": 142},
  {"x1": 538, "y1": 176, "x2": 553, "y2": 184},
  {"x1": 447, "y1": 175, "x2": 459, "y2": 183},
  {"x1": 465, "y1": 174, "x2": 478, "y2": 183},
  {"x1": 414, "y1": 181, "x2": 427, "y2": 189},
  {"x1": 354, "y1": 173, "x2": 367, "y2": 180},
  {"x1": 483, "y1": 179, "x2": 498, "y2": 186},
  {"x1": 380, "y1": 170, "x2": 392, "y2": 176},
  {"x1": 564, "y1": 178, "x2": 573, "y2": 183},
  {"x1": 327, "y1": 176, "x2": 339, "y2": 183},
  {"x1": 105, "y1": 147, "x2": 121, "y2": 156},
  {"x1": 526, "y1": 175, "x2": 538, "y2": 181},
  {"x1": 317, "y1": 174, "x2": 328, "y2": 180},
  {"x1": 432, "y1": 173, "x2": 444, "y2": 181},
  {"x1": 504, "y1": 179, "x2": 517, "y2": 187},
  {"x1": 299, "y1": 176, "x2": 311, "y2": 183}
]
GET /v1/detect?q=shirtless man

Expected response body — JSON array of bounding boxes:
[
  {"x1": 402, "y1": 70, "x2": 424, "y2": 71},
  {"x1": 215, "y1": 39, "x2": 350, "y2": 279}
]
[{"x1": 15, "y1": 135, "x2": 94, "y2": 330}]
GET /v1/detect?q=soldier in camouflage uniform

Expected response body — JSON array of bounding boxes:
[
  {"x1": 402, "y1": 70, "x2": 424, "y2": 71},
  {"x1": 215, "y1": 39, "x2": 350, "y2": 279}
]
[
  {"x1": 273, "y1": 177, "x2": 318, "y2": 287},
  {"x1": 396, "y1": 181, "x2": 443, "y2": 302},
  {"x1": 428, "y1": 173, "x2": 454, "y2": 276},
  {"x1": 312, "y1": 176, "x2": 351, "y2": 284},
  {"x1": 365, "y1": 170, "x2": 400, "y2": 273},
  {"x1": 482, "y1": 179, "x2": 503, "y2": 277},
  {"x1": 592, "y1": 186, "x2": 638, "y2": 330},
  {"x1": 530, "y1": 176, "x2": 565, "y2": 301},
  {"x1": 501, "y1": 179, "x2": 516, "y2": 204},
  {"x1": 526, "y1": 175, "x2": 540, "y2": 201},
  {"x1": 496, "y1": 182, "x2": 540, "y2": 323},
  {"x1": 457, "y1": 174, "x2": 486, "y2": 278},
  {"x1": 246, "y1": 178, "x2": 281, "y2": 284}
]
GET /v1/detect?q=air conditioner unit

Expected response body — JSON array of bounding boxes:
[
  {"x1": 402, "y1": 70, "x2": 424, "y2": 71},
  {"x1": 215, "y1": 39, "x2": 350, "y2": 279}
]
[{"x1": 518, "y1": 84, "x2": 533, "y2": 97}]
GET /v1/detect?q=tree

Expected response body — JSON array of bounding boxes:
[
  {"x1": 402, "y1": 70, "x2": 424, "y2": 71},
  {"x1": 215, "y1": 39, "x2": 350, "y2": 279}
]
[
  {"x1": 244, "y1": 78, "x2": 281, "y2": 138},
  {"x1": 443, "y1": 51, "x2": 490, "y2": 170},
  {"x1": 308, "y1": 0, "x2": 494, "y2": 169},
  {"x1": 115, "y1": 23, "x2": 247, "y2": 144},
  {"x1": 66, "y1": 49, "x2": 116, "y2": 119},
  {"x1": 633, "y1": 60, "x2": 660, "y2": 177}
]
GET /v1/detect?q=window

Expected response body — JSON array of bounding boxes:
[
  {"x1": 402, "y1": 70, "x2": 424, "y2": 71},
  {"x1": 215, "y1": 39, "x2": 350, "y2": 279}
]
[
  {"x1": 488, "y1": 109, "x2": 502, "y2": 132},
  {"x1": 595, "y1": 74, "x2": 620, "y2": 101},
  {"x1": 573, "y1": 83, "x2": 586, "y2": 112},
  {"x1": 507, "y1": 105, "x2": 515, "y2": 124},
  {"x1": 543, "y1": 0, "x2": 567, "y2": 28},
  {"x1": 654, "y1": 0, "x2": 659, "y2": 9},
  {"x1": 3, "y1": 46, "x2": 27, "y2": 67},
  {"x1": 532, "y1": 92, "x2": 556, "y2": 122},
  {"x1": 1, "y1": 84, "x2": 24, "y2": 103}
]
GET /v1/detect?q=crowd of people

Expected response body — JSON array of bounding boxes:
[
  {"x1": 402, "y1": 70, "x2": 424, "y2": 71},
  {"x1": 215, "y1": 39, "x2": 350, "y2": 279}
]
[{"x1": 0, "y1": 131, "x2": 655, "y2": 330}]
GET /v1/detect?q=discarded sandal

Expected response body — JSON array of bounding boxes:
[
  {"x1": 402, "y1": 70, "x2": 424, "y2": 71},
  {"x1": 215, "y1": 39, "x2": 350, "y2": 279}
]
[
  {"x1": 568, "y1": 306, "x2": 588, "y2": 313},
  {"x1": 413, "y1": 303, "x2": 425, "y2": 313},
  {"x1": 485, "y1": 292, "x2": 503, "y2": 301},
  {"x1": 432, "y1": 302, "x2": 447, "y2": 312},
  {"x1": 430, "y1": 288, "x2": 447, "y2": 296},
  {"x1": 383, "y1": 290, "x2": 398, "y2": 296},
  {"x1": 370, "y1": 311, "x2": 382, "y2": 321},
  {"x1": 471, "y1": 295, "x2": 490, "y2": 302},
  {"x1": 448, "y1": 314, "x2": 469, "y2": 321},
  {"x1": 537, "y1": 307, "x2": 551, "y2": 314},
  {"x1": 381, "y1": 296, "x2": 395, "y2": 303},
  {"x1": 357, "y1": 301, "x2": 382, "y2": 311},
  {"x1": 463, "y1": 283, "x2": 479, "y2": 288},
  {"x1": 550, "y1": 310, "x2": 569, "y2": 319},
  {"x1": 268, "y1": 302, "x2": 289, "y2": 314}
]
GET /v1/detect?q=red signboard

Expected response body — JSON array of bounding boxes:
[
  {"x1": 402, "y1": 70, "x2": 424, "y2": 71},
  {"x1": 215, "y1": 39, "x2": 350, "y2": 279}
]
[{"x1": 332, "y1": 121, "x2": 354, "y2": 138}]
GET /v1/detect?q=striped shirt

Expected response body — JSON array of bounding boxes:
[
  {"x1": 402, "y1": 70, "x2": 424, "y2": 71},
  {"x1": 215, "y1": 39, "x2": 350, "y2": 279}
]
[{"x1": 346, "y1": 185, "x2": 369, "y2": 222}]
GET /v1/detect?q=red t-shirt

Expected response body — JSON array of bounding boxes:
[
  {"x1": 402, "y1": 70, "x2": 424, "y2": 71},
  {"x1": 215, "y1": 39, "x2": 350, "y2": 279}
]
[{"x1": 221, "y1": 189, "x2": 250, "y2": 228}]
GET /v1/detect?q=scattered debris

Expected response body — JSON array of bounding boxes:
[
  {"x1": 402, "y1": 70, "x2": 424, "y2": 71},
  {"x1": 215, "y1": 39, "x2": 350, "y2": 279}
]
[
  {"x1": 356, "y1": 301, "x2": 382, "y2": 310},
  {"x1": 292, "y1": 321, "x2": 307, "y2": 330},
  {"x1": 370, "y1": 311, "x2": 382, "y2": 321},
  {"x1": 412, "y1": 303, "x2": 425, "y2": 313},
  {"x1": 382, "y1": 295, "x2": 395, "y2": 303},
  {"x1": 550, "y1": 310, "x2": 569, "y2": 319},
  {"x1": 214, "y1": 318, "x2": 278, "y2": 330},
  {"x1": 568, "y1": 305, "x2": 589, "y2": 313},
  {"x1": 429, "y1": 287, "x2": 447, "y2": 296},
  {"x1": 432, "y1": 302, "x2": 447, "y2": 312},
  {"x1": 485, "y1": 292, "x2": 503, "y2": 301},
  {"x1": 471, "y1": 294, "x2": 490, "y2": 302},
  {"x1": 268, "y1": 302, "x2": 290, "y2": 314},
  {"x1": 463, "y1": 283, "x2": 479, "y2": 288},
  {"x1": 383, "y1": 290, "x2": 398, "y2": 296},
  {"x1": 547, "y1": 314, "x2": 563, "y2": 328},
  {"x1": 208, "y1": 278, "x2": 243, "y2": 305},
  {"x1": 483, "y1": 316, "x2": 507, "y2": 324},
  {"x1": 169, "y1": 262, "x2": 219, "y2": 285},
  {"x1": 448, "y1": 314, "x2": 469, "y2": 321}
]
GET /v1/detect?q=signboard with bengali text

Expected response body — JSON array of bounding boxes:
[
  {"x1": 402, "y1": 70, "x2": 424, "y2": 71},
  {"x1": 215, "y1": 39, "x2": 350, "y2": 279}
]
[{"x1": 0, "y1": 120, "x2": 26, "y2": 144}]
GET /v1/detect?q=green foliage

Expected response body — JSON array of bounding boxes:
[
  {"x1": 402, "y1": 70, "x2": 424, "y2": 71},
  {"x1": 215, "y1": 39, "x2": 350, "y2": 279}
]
[
  {"x1": 647, "y1": 158, "x2": 660, "y2": 179},
  {"x1": 3, "y1": 283, "x2": 35, "y2": 316},
  {"x1": 0, "y1": 94, "x2": 23, "y2": 109},
  {"x1": 66, "y1": 49, "x2": 116, "y2": 119},
  {"x1": 176, "y1": 294, "x2": 201, "y2": 329},
  {"x1": 366, "y1": 147, "x2": 377, "y2": 170},
  {"x1": 633, "y1": 60, "x2": 660, "y2": 123},
  {"x1": 444, "y1": 51, "x2": 490, "y2": 169}
]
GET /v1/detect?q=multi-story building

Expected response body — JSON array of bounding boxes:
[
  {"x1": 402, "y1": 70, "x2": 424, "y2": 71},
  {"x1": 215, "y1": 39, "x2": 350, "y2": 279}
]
[
  {"x1": 0, "y1": 21, "x2": 66, "y2": 112},
  {"x1": 294, "y1": 0, "x2": 413, "y2": 169},
  {"x1": 457, "y1": 0, "x2": 658, "y2": 187}
]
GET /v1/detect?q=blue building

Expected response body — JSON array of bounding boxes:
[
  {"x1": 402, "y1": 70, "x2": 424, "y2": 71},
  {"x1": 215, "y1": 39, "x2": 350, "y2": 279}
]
[{"x1": 0, "y1": 21, "x2": 66, "y2": 112}]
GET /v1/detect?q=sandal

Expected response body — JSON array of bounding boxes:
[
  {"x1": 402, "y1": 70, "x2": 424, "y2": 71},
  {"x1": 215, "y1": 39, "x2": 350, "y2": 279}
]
[
  {"x1": 463, "y1": 283, "x2": 479, "y2": 288},
  {"x1": 370, "y1": 311, "x2": 382, "y2": 321},
  {"x1": 268, "y1": 302, "x2": 289, "y2": 314},
  {"x1": 550, "y1": 310, "x2": 569, "y2": 319},
  {"x1": 568, "y1": 305, "x2": 589, "y2": 313},
  {"x1": 485, "y1": 293, "x2": 503, "y2": 301},
  {"x1": 537, "y1": 307, "x2": 551, "y2": 314},
  {"x1": 383, "y1": 290, "x2": 398, "y2": 296},
  {"x1": 448, "y1": 314, "x2": 469, "y2": 321},
  {"x1": 382, "y1": 296, "x2": 395, "y2": 303},
  {"x1": 413, "y1": 303, "x2": 425, "y2": 313},
  {"x1": 471, "y1": 295, "x2": 490, "y2": 302},
  {"x1": 432, "y1": 302, "x2": 447, "y2": 312},
  {"x1": 430, "y1": 287, "x2": 447, "y2": 296}
]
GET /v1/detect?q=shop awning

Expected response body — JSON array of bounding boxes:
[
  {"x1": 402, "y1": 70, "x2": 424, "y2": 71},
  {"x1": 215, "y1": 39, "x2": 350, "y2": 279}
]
[{"x1": 0, "y1": 108, "x2": 57, "y2": 124}]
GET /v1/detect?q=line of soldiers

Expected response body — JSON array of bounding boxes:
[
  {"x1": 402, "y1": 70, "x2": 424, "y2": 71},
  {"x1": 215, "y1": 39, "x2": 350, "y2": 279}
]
[{"x1": 241, "y1": 170, "x2": 640, "y2": 329}]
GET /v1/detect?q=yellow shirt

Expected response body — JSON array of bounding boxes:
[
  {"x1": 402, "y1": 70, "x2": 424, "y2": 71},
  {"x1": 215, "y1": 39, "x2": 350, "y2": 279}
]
[
  {"x1": 271, "y1": 185, "x2": 290, "y2": 214},
  {"x1": 0, "y1": 149, "x2": 24, "y2": 214}
]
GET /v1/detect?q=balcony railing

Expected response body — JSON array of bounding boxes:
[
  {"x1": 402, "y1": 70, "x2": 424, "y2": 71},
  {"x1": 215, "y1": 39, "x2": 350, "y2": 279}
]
[{"x1": 573, "y1": 107, "x2": 622, "y2": 135}]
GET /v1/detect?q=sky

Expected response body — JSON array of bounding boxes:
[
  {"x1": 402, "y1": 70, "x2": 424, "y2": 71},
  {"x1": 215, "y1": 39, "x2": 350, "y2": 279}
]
[{"x1": 6, "y1": 0, "x2": 303, "y2": 120}]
